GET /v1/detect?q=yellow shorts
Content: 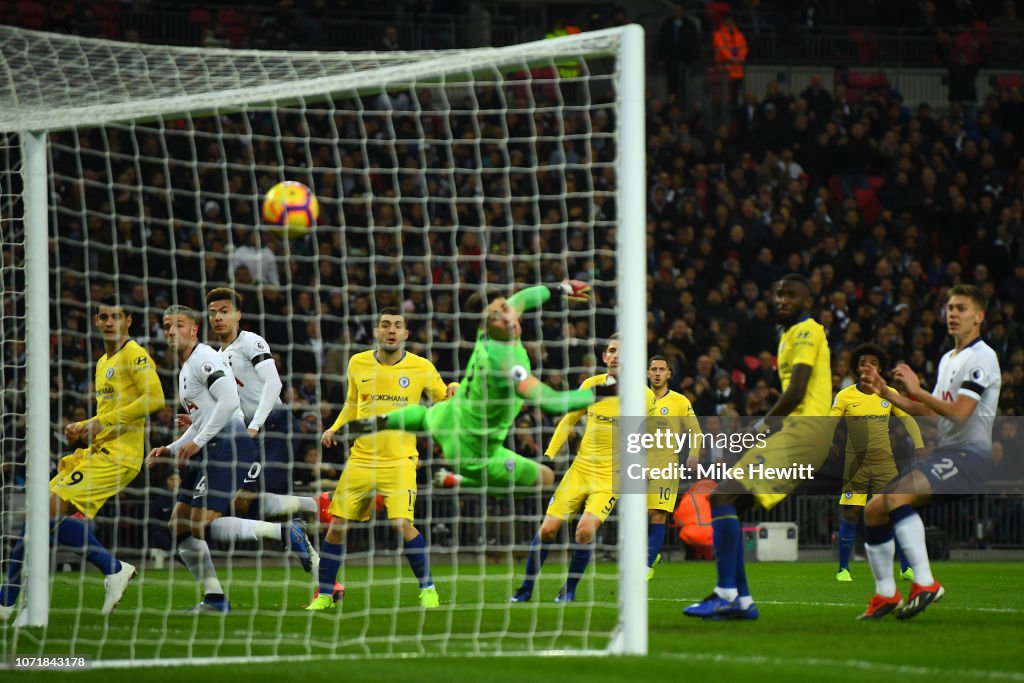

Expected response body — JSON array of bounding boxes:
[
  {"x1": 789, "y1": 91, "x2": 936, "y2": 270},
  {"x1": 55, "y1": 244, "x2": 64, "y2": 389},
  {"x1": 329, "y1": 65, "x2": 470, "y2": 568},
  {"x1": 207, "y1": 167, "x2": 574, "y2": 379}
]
[
  {"x1": 49, "y1": 448, "x2": 140, "y2": 519},
  {"x1": 732, "y1": 422, "x2": 833, "y2": 511},
  {"x1": 646, "y1": 454, "x2": 679, "y2": 512},
  {"x1": 839, "y1": 459, "x2": 899, "y2": 507},
  {"x1": 329, "y1": 456, "x2": 418, "y2": 522},
  {"x1": 647, "y1": 482, "x2": 679, "y2": 513},
  {"x1": 546, "y1": 465, "x2": 617, "y2": 522}
]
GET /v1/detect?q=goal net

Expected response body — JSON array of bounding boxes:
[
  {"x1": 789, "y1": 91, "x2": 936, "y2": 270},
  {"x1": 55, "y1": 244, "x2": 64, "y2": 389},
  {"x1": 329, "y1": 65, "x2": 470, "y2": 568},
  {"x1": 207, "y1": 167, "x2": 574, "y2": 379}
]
[{"x1": 0, "y1": 24, "x2": 646, "y2": 664}]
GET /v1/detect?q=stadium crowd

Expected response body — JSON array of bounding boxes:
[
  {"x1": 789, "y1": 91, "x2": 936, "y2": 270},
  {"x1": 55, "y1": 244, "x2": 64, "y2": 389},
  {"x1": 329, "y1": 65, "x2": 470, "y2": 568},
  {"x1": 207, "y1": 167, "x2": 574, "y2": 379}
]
[{"x1": 2, "y1": 2, "x2": 1023, "y2": 497}]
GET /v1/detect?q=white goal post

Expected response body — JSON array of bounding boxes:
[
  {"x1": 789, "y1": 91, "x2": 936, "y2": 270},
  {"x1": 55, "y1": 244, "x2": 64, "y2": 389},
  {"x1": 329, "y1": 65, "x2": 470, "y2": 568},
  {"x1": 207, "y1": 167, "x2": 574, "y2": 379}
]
[{"x1": 1, "y1": 23, "x2": 646, "y2": 658}]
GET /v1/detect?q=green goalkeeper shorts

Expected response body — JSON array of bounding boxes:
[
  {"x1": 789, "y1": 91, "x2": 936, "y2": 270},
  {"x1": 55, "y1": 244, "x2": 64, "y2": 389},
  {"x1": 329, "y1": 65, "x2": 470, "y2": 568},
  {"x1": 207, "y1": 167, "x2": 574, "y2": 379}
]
[
  {"x1": 455, "y1": 445, "x2": 540, "y2": 491},
  {"x1": 427, "y1": 406, "x2": 539, "y2": 490}
]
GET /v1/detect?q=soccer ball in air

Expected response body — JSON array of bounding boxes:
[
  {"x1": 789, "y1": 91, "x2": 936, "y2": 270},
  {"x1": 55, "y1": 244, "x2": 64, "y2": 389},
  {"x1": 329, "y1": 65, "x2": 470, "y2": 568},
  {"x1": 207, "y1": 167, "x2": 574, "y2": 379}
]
[{"x1": 262, "y1": 181, "x2": 319, "y2": 238}]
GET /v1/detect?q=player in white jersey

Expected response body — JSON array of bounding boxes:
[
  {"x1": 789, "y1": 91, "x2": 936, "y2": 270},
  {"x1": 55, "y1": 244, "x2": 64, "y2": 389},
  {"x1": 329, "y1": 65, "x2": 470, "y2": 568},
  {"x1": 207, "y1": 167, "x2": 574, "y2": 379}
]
[
  {"x1": 205, "y1": 287, "x2": 319, "y2": 520},
  {"x1": 147, "y1": 306, "x2": 315, "y2": 614},
  {"x1": 858, "y1": 285, "x2": 1001, "y2": 620}
]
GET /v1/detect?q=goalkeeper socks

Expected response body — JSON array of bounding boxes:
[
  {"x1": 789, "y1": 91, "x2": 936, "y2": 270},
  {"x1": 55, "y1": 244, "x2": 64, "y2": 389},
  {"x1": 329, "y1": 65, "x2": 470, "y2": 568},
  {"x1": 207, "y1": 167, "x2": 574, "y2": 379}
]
[
  {"x1": 837, "y1": 519, "x2": 857, "y2": 570},
  {"x1": 55, "y1": 515, "x2": 121, "y2": 576},
  {"x1": 383, "y1": 404, "x2": 428, "y2": 431},
  {"x1": 895, "y1": 537, "x2": 911, "y2": 573},
  {"x1": 711, "y1": 505, "x2": 740, "y2": 596},
  {"x1": 178, "y1": 535, "x2": 224, "y2": 596},
  {"x1": 647, "y1": 523, "x2": 666, "y2": 568},
  {"x1": 259, "y1": 493, "x2": 317, "y2": 517},
  {"x1": 208, "y1": 516, "x2": 281, "y2": 542},
  {"x1": 864, "y1": 523, "x2": 896, "y2": 597},
  {"x1": 521, "y1": 534, "x2": 552, "y2": 591},
  {"x1": 403, "y1": 533, "x2": 433, "y2": 589},
  {"x1": 564, "y1": 544, "x2": 593, "y2": 593},
  {"x1": 0, "y1": 524, "x2": 25, "y2": 606},
  {"x1": 891, "y1": 505, "x2": 934, "y2": 586}
]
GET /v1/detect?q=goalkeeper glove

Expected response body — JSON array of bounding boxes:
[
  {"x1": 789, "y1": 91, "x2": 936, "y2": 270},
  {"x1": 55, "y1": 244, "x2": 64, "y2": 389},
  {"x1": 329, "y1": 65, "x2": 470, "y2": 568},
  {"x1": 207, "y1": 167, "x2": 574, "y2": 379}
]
[
  {"x1": 551, "y1": 279, "x2": 592, "y2": 303},
  {"x1": 592, "y1": 375, "x2": 618, "y2": 399}
]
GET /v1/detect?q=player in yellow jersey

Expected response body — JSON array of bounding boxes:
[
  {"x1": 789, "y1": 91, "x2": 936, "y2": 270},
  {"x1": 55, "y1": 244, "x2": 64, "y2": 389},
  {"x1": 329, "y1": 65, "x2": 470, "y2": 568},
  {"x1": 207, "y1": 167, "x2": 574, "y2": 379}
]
[
  {"x1": 308, "y1": 308, "x2": 458, "y2": 610},
  {"x1": 646, "y1": 355, "x2": 702, "y2": 581},
  {"x1": 510, "y1": 335, "x2": 653, "y2": 602},
  {"x1": 684, "y1": 274, "x2": 832, "y2": 620},
  {"x1": 1, "y1": 296, "x2": 164, "y2": 622},
  {"x1": 831, "y1": 344, "x2": 925, "y2": 582}
]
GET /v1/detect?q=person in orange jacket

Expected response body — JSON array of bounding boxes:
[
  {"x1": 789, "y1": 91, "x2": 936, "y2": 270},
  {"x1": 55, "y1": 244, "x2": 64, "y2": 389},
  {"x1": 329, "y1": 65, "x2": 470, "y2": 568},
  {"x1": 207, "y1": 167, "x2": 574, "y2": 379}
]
[
  {"x1": 713, "y1": 14, "x2": 748, "y2": 105},
  {"x1": 673, "y1": 479, "x2": 716, "y2": 560}
]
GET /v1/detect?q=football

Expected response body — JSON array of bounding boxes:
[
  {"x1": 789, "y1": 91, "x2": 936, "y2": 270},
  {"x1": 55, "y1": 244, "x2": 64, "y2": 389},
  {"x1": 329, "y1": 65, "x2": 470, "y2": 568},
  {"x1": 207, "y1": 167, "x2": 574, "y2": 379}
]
[{"x1": 261, "y1": 180, "x2": 319, "y2": 238}]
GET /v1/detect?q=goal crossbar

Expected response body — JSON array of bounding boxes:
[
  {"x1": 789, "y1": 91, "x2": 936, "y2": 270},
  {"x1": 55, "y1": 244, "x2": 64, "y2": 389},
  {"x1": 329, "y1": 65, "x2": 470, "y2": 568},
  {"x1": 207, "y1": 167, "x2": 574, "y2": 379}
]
[{"x1": 0, "y1": 26, "x2": 624, "y2": 133}]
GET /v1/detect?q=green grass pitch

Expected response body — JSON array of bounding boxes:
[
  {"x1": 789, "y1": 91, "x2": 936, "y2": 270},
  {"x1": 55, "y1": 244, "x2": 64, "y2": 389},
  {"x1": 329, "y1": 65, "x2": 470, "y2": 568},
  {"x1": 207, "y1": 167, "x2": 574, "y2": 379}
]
[{"x1": 3, "y1": 560, "x2": 1023, "y2": 681}]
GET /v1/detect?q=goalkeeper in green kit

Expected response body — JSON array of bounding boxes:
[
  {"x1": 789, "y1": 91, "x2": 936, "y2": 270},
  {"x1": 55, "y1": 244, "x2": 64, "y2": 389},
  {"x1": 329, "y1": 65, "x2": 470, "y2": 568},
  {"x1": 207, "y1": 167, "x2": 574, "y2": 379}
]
[{"x1": 332, "y1": 281, "x2": 617, "y2": 493}]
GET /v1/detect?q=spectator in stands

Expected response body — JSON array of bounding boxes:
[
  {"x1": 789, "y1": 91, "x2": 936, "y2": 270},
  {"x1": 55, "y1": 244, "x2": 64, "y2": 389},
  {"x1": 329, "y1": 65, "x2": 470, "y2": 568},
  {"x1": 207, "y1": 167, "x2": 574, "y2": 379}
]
[
  {"x1": 939, "y1": 32, "x2": 987, "y2": 112},
  {"x1": 381, "y1": 25, "x2": 401, "y2": 51},
  {"x1": 293, "y1": 444, "x2": 338, "y2": 490},
  {"x1": 713, "y1": 14, "x2": 748, "y2": 107},
  {"x1": 657, "y1": 2, "x2": 701, "y2": 112},
  {"x1": 229, "y1": 228, "x2": 281, "y2": 287},
  {"x1": 202, "y1": 20, "x2": 230, "y2": 48},
  {"x1": 801, "y1": 75, "x2": 834, "y2": 125}
]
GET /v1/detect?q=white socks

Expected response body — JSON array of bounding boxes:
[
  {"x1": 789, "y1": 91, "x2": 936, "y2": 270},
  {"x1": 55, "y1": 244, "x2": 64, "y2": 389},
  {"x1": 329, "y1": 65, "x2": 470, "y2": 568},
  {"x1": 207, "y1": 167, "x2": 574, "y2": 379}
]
[
  {"x1": 714, "y1": 587, "x2": 739, "y2": 601},
  {"x1": 893, "y1": 512, "x2": 934, "y2": 586},
  {"x1": 208, "y1": 517, "x2": 282, "y2": 543},
  {"x1": 260, "y1": 493, "x2": 317, "y2": 517},
  {"x1": 178, "y1": 536, "x2": 224, "y2": 596},
  {"x1": 865, "y1": 538, "x2": 897, "y2": 597}
]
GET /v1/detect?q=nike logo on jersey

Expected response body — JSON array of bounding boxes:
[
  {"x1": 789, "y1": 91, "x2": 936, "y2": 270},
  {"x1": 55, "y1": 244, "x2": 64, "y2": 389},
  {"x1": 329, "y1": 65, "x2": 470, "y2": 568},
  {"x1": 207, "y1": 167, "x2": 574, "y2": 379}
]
[{"x1": 361, "y1": 379, "x2": 372, "y2": 382}]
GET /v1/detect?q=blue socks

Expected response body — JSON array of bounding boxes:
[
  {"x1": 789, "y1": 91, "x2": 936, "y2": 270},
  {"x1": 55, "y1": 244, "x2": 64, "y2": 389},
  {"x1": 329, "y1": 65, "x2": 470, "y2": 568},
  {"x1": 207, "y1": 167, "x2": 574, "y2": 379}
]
[
  {"x1": 838, "y1": 519, "x2": 857, "y2": 571},
  {"x1": 522, "y1": 534, "x2": 593, "y2": 594},
  {"x1": 403, "y1": 533, "x2": 433, "y2": 588},
  {"x1": 711, "y1": 505, "x2": 740, "y2": 590},
  {"x1": 0, "y1": 516, "x2": 121, "y2": 608},
  {"x1": 54, "y1": 516, "x2": 121, "y2": 576},
  {"x1": 522, "y1": 534, "x2": 552, "y2": 591},
  {"x1": 647, "y1": 523, "x2": 666, "y2": 568},
  {"x1": 564, "y1": 544, "x2": 593, "y2": 593},
  {"x1": 318, "y1": 533, "x2": 434, "y2": 595},
  {"x1": 318, "y1": 540, "x2": 344, "y2": 595},
  {"x1": 0, "y1": 525, "x2": 25, "y2": 607},
  {"x1": 735, "y1": 529, "x2": 749, "y2": 599}
]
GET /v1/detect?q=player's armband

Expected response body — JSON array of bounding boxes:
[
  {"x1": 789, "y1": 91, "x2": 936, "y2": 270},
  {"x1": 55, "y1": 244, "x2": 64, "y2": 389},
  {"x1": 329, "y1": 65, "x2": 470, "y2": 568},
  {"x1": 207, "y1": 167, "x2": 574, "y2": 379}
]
[{"x1": 206, "y1": 370, "x2": 226, "y2": 389}]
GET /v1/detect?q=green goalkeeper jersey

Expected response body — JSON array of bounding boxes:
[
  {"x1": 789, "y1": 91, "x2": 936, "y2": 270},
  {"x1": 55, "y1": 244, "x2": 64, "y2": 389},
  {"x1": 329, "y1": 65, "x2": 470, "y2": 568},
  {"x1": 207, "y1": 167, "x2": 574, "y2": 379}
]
[
  {"x1": 447, "y1": 332, "x2": 532, "y2": 440},
  {"x1": 430, "y1": 285, "x2": 596, "y2": 445}
]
